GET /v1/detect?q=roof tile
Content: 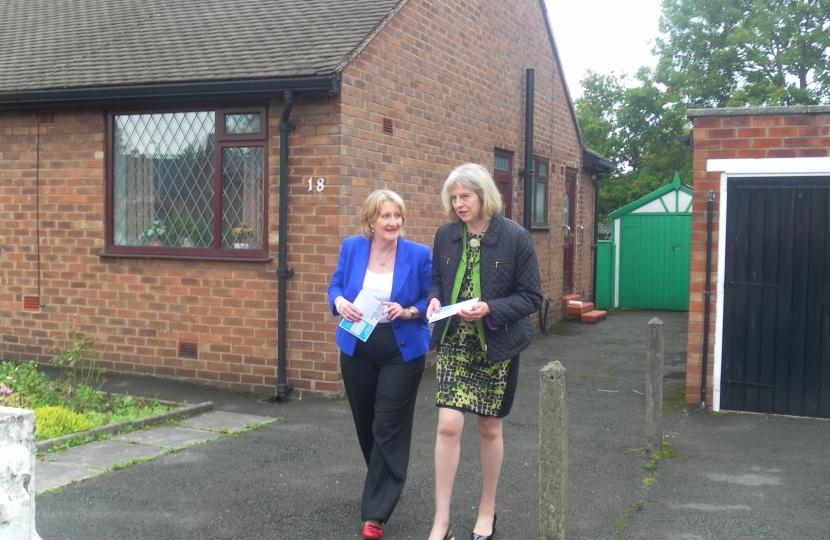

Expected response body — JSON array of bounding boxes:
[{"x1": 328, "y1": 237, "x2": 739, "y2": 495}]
[{"x1": 0, "y1": 0, "x2": 406, "y2": 92}]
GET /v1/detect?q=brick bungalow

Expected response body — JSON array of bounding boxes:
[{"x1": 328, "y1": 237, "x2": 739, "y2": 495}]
[
  {"x1": 0, "y1": 0, "x2": 610, "y2": 397},
  {"x1": 686, "y1": 106, "x2": 830, "y2": 418}
]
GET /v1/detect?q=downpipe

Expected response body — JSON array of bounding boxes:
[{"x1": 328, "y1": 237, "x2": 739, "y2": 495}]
[
  {"x1": 700, "y1": 190, "x2": 715, "y2": 411},
  {"x1": 274, "y1": 91, "x2": 296, "y2": 401}
]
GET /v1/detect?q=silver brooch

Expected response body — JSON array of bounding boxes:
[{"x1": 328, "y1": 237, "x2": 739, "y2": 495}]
[{"x1": 469, "y1": 238, "x2": 480, "y2": 248}]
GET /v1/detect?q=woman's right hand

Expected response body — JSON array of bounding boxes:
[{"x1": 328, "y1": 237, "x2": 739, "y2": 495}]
[
  {"x1": 335, "y1": 297, "x2": 363, "y2": 323},
  {"x1": 426, "y1": 298, "x2": 442, "y2": 320}
]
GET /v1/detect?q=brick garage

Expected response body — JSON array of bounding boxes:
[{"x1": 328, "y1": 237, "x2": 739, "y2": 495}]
[
  {"x1": 1, "y1": 0, "x2": 605, "y2": 397},
  {"x1": 686, "y1": 106, "x2": 830, "y2": 416}
]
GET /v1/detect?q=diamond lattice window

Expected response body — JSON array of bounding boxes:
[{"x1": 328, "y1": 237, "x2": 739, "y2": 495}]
[{"x1": 109, "y1": 107, "x2": 267, "y2": 257}]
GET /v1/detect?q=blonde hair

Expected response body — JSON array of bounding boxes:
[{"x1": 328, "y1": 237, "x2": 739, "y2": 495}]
[
  {"x1": 441, "y1": 163, "x2": 503, "y2": 222},
  {"x1": 359, "y1": 189, "x2": 407, "y2": 239}
]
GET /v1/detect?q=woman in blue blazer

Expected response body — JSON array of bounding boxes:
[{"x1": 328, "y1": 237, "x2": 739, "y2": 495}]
[{"x1": 329, "y1": 189, "x2": 432, "y2": 540}]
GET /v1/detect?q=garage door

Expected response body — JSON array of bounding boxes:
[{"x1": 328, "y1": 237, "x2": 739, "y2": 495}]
[{"x1": 721, "y1": 177, "x2": 830, "y2": 418}]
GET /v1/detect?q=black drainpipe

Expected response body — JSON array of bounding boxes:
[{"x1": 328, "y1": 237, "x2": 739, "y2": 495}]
[
  {"x1": 275, "y1": 91, "x2": 296, "y2": 400},
  {"x1": 522, "y1": 68, "x2": 535, "y2": 232},
  {"x1": 700, "y1": 190, "x2": 716, "y2": 410}
]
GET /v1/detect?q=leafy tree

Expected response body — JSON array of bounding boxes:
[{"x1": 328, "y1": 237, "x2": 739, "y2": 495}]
[
  {"x1": 654, "y1": 0, "x2": 830, "y2": 106},
  {"x1": 576, "y1": 69, "x2": 692, "y2": 219},
  {"x1": 576, "y1": 0, "x2": 828, "y2": 219}
]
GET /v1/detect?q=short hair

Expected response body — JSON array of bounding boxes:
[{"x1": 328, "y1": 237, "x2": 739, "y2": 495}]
[
  {"x1": 359, "y1": 189, "x2": 407, "y2": 239},
  {"x1": 440, "y1": 163, "x2": 503, "y2": 222}
]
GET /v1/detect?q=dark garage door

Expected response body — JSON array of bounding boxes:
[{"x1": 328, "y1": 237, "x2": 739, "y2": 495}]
[{"x1": 722, "y1": 177, "x2": 830, "y2": 418}]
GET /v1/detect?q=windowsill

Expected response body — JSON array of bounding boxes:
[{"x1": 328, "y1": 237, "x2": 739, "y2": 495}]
[
  {"x1": 531, "y1": 225, "x2": 550, "y2": 231},
  {"x1": 98, "y1": 250, "x2": 274, "y2": 263}
]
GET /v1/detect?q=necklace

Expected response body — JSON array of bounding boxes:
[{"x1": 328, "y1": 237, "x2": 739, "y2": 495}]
[
  {"x1": 373, "y1": 244, "x2": 396, "y2": 266},
  {"x1": 467, "y1": 223, "x2": 488, "y2": 248}
]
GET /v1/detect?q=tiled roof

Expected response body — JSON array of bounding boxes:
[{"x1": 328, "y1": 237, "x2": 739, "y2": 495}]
[{"x1": 0, "y1": 0, "x2": 406, "y2": 93}]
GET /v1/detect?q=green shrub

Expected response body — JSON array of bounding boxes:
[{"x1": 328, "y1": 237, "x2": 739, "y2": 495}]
[
  {"x1": 0, "y1": 361, "x2": 61, "y2": 409},
  {"x1": 34, "y1": 406, "x2": 95, "y2": 441}
]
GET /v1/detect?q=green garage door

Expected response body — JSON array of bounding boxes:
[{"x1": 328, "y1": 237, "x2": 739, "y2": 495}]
[{"x1": 618, "y1": 214, "x2": 690, "y2": 310}]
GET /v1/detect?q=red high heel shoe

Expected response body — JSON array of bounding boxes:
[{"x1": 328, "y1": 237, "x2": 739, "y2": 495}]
[{"x1": 362, "y1": 522, "x2": 383, "y2": 539}]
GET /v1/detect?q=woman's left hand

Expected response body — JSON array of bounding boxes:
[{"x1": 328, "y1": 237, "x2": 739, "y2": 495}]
[
  {"x1": 381, "y1": 301, "x2": 409, "y2": 321},
  {"x1": 459, "y1": 301, "x2": 490, "y2": 322}
]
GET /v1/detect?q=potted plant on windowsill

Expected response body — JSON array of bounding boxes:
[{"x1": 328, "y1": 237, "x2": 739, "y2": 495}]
[
  {"x1": 232, "y1": 222, "x2": 253, "y2": 249},
  {"x1": 139, "y1": 220, "x2": 167, "y2": 246}
]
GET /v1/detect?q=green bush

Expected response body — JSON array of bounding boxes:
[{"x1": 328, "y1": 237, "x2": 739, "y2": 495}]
[
  {"x1": 0, "y1": 361, "x2": 61, "y2": 409},
  {"x1": 34, "y1": 406, "x2": 95, "y2": 441}
]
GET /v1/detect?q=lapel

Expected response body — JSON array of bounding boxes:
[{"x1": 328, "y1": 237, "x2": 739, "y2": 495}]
[
  {"x1": 390, "y1": 238, "x2": 411, "y2": 301},
  {"x1": 350, "y1": 238, "x2": 371, "y2": 295}
]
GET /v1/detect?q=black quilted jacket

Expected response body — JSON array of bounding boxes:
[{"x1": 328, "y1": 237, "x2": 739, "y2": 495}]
[{"x1": 429, "y1": 214, "x2": 543, "y2": 361}]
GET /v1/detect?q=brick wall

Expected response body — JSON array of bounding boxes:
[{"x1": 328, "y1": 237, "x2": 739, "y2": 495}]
[
  {"x1": 686, "y1": 109, "x2": 830, "y2": 407},
  {"x1": 1, "y1": 0, "x2": 589, "y2": 397}
]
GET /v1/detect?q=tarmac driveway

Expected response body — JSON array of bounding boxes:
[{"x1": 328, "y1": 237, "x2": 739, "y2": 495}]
[{"x1": 35, "y1": 309, "x2": 830, "y2": 539}]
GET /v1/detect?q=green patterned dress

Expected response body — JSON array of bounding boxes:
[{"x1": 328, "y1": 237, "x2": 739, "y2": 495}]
[{"x1": 435, "y1": 232, "x2": 511, "y2": 416}]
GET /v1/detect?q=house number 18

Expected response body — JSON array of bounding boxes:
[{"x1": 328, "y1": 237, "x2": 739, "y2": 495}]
[{"x1": 308, "y1": 177, "x2": 325, "y2": 192}]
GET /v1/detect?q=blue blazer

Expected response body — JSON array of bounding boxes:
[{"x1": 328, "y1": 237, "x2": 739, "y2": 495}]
[{"x1": 329, "y1": 236, "x2": 432, "y2": 361}]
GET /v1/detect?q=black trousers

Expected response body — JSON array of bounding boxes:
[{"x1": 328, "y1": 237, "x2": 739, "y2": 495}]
[{"x1": 340, "y1": 324, "x2": 425, "y2": 523}]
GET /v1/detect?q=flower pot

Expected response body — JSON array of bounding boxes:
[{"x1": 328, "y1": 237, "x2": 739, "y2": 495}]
[{"x1": 233, "y1": 242, "x2": 249, "y2": 249}]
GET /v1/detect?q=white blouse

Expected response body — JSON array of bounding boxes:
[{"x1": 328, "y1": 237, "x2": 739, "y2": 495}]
[{"x1": 363, "y1": 269, "x2": 394, "y2": 323}]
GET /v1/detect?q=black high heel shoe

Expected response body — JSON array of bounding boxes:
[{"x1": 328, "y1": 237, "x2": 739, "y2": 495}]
[
  {"x1": 470, "y1": 514, "x2": 496, "y2": 540},
  {"x1": 443, "y1": 523, "x2": 456, "y2": 540}
]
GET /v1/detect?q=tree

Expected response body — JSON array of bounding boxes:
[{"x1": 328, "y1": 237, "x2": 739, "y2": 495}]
[
  {"x1": 654, "y1": 0, "x2": 830, "y2": 106},
  {"x1": 576, "y1": 69, "x2": 693, "y2": 219}
]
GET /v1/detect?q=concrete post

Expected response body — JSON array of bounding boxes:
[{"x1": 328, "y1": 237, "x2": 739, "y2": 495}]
[
  {"x1": 540, "y1": 361, "x2": 568, "y2": 540},
  {"x1": 0, "y1": 407, "x2": 42, "y2": 540},
  {"x1": 646, "y1": 317, "x2": 664, "y2": 452}
]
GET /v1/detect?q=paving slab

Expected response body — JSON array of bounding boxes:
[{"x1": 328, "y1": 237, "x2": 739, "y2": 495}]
[
  {"x1": 178, "y1": 410, "x2": 276, "y2": 432},
  {"x1": 112, "y1": 425, "x2": 217, "y2": 448},
  {"x1": 46, "y1": 439, "x2": 165, "y2": 471},
  {"x1": 35, "y1": 461, "x2": 103, "y2": 493}
]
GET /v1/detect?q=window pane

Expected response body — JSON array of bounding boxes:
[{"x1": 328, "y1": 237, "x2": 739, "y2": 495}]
[
  {"x1": 563, "y1": 193, "x2": 569, "y2": 226},
  {"x1": 539, "y1": 162, "x2": 547, "y2": 176},
  {"x1": 494, "y1": 155, "x2": 510, "y2": 171},
  {"x1": 535, "y1": 182, "x2": 546, "y2": 223},
  {"x1": 222, "y1": 147, "x2": 265, "y2": 249},
  {"x1": 225, "y1": 113, "x2": 261, "y2": 135},
  {"x1": 113, "y1": 112, "x2": 215, "y2": 247}
]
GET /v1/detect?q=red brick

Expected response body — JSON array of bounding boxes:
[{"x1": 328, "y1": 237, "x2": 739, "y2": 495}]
[
  {"x1": 722, "y1": 138, "x2": 751, "y2": 149},
  {"x1": 783, "y1": 115, "x2": 815, "y2": 126},
  {"x1": 722, "y1": 117, "x2": 751, "y2": 128},
  {"x1": 768, "y1": 127, "x2": 799, "y2": 137},
  {"x1": 736, "y1": 149, "x2": 768, "y2": 158},
  {"x1": 768, "y1": 149, "x2": 799, "y2": 158},
  {"x1": 695, "y1": 139, "x2": 722, "y2": 149},
  {"x1": 783, "y1": 137, "x2": 814, "y2": 148},
  {"x1": 799, "y1": 148, "x2": 829, "y2": 157},
  {"x1": 752, "y1": 116, "x2": 783, "y2": 127},
  {"x1": 709, "y1": 128, "x2": 736, "y2": 138},
  {"x1": 736, "y1": 127, "x2": 767, "y2": 138},
  {"x1": 694, "y1": 117, "x2": 723, "y2": 128}
]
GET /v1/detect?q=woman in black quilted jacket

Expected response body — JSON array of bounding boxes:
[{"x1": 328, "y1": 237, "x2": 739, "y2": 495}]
[{"x1": 425, "y1": 163, "x2": 542, "y2": 540}]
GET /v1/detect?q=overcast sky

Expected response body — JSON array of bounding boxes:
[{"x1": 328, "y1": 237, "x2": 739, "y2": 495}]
[{"x1": 544, "y1": 0, "x2": 664, "y2": 98}]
